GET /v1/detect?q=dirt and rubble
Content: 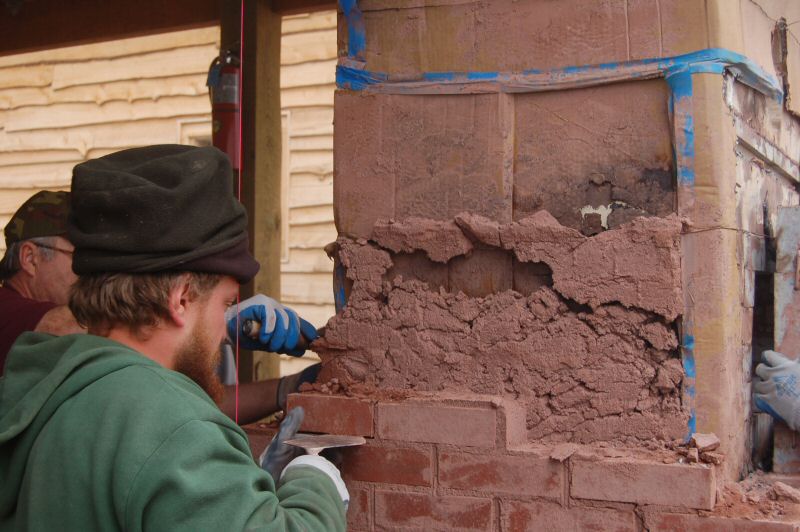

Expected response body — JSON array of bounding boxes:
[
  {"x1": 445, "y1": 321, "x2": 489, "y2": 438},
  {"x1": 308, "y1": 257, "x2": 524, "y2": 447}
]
[{"x1": 313, "y1": 211, "x2": 690, "y2": 444}]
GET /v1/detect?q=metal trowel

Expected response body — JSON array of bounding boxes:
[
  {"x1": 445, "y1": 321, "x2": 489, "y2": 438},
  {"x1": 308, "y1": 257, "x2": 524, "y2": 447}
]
[{"x1": 284, "y1": 434, "x2": 366, "y2": 455}]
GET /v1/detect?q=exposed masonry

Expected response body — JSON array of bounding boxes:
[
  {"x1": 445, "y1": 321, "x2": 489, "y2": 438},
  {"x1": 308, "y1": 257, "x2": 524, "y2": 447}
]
[{"x1": 315, "y1": 211, "x2": 690, "y2": 444}]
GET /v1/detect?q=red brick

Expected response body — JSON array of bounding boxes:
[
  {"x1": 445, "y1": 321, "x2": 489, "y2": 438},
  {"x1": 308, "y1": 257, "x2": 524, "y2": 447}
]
[
  {"x1": 341, "y1": 442, "x2": 433, "y2": 486},
  {"x1": 439, "y1": 450, "x2": 562, "y2": 499},
  {"x1": 571, "y1": 457, "x2": 716, "y2": 510},
  {"x1": 287, "y1": 393, "x2": 374, "y2": 437},
  {"x1": 346, "y1": 485, "x2": 371, "y2": 530},
  {"x1": 448, "y1": 248, "x2": 513, "y2": 298},
  {"x1": 374, "y1": 490, "x2": 493, "y2": 531},
  {"x1": 377, "y1": 401, "x2": 496, "y2": 448},
  {"x1": 502, "y1": 500, "x2": 637, "y2": 532},
  {"x1": 648, "y1": 513, "x2": 799, "y2": 531}
]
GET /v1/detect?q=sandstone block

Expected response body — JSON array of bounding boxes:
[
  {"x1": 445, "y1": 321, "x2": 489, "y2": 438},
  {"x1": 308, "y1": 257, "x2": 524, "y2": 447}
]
[
  {"x1": 448, "y1": 248, "x2": 513, "y2": 297},
  {"x1": 333, "y1": 91, "x2": 395, "y2": 239},
  {"x1": 513, "y1": 80, "x2": 675, "y2": 231}
]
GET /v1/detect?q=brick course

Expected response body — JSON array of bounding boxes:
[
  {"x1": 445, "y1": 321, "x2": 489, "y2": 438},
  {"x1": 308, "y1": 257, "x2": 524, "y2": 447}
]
[
  {"x1": 438, "y1": 450, "x2": 562, "y2": 499},
  {"x1": 374, "y1": 490, "x2": 493, "y2": 531},
  {"x1": 377, "y1": 401, "x2": 497, "y2": 448},
  {"x1": 341, "y1": 442, "x2": 433, "y2": 487},
  {"x1": 286, "y1": 393, "x2": 374, "y2": 437},
  {"x1": 501, "y1": 500, "x2": 637, "y2": 532},
  {"x1": 571, "y1": 456, "x2": 716, "y2": 510}
]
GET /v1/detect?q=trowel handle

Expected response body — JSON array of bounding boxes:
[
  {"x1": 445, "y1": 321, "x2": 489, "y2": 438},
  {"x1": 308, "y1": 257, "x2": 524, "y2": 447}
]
[{"x1": 242, "y1": 319, "x2": 312, "y2": 351}]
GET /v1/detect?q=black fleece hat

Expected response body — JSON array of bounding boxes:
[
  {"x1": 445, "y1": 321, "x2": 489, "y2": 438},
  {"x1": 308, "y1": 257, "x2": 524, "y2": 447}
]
[{"x1": 68, "y1": 145, "x2": 259, "y2": 283}]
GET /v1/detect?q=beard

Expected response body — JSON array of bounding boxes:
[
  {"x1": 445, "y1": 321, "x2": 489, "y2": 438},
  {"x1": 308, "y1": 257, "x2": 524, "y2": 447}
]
[{"x1": 173, "y1": 320, "x2": 225, "y2": 404}]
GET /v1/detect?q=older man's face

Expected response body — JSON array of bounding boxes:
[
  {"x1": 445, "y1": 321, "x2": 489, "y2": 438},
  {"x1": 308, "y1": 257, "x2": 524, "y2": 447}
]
[{"x1": 32, "y1": 236, "x2": 77, "y2": 305}]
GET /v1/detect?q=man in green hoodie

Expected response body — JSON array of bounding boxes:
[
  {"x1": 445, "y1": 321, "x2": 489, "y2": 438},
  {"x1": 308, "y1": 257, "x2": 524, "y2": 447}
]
[{"x1": 0, "y1": 145, "x2": 347, "y2": 531}]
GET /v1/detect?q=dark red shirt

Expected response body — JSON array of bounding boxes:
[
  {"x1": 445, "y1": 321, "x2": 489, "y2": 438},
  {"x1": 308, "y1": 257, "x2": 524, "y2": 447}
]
[{"x1": 0, "y1": 285, "x2": 56, "y2": 375}]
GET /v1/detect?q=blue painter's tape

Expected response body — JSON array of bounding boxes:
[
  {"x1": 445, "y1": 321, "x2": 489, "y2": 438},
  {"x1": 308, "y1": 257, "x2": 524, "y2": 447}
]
[
  {"x1": 339, "y1": 0, "x2": 366, "y2": 60},
  {"x1": 467, "y1": 71, "x2": 500, "y2": 80},
  {"x1": 665, "y1": 69, "x2": 693, "y2": 100},
  {"x1": 336, "y1": 47, "x2": 783, "y2": 102},
  {"x1": 683, "y1": 334, "x2": 697, "y2": 439},
  {"x1": 687, "y1": 414, "x2": 697, "y2": 436},
  {"x1": 337, "y1": 66, "x2": 388, "y2": 91},
  {"x1": 423, "y1": 72, "x2": 456, "y2": 82},
  {"x1": 333, "y1": 261, "x2": 348, "y2": 313}
]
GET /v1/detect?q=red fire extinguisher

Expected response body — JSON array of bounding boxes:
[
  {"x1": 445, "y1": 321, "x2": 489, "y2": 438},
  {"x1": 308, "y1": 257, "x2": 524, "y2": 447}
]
[{"x1": 207, "y1": 49, "x2": 240, "y2": 170}]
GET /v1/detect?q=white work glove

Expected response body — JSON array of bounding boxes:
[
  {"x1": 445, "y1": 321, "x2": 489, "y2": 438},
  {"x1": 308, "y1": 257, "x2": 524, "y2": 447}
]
[
  {"x1": 225, "y1": 294, "x2": 318, "y2": 355},
  {"x1": 754, "y1": 350, "x2": 800, "y2": 430},
  {"x1": 282, "y1": 455, "x2": 350, "y2": 510}
]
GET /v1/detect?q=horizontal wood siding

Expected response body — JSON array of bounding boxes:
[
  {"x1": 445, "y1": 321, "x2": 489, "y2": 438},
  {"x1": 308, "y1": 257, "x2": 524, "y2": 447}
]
[{"x1": 0, "y1": 12, "x2": 337, "y2": 369}]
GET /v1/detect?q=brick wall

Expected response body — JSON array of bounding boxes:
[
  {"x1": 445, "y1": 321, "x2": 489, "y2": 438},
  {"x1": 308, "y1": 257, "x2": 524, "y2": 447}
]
[{"x1": 245, "y1": 392, "x2": 800, "y2": 531}]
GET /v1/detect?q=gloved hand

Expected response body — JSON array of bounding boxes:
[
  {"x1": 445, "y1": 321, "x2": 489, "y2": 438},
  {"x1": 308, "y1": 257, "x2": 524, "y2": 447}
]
[
  {"x1": 259, "y1": 407, "x2": 304, "y2": 483},
  {"x1": 754, "y1": 350, "x2": 800, "y2": 430},
  {"x1": 282, "y1": 454, "x2": 350, "y2": 510},
  {"x1": 225, "y1": 294, "x2": 319, "y2": 356},
  {"x1": 277, "y1": 363, "x2": 321, "y2": 410}
]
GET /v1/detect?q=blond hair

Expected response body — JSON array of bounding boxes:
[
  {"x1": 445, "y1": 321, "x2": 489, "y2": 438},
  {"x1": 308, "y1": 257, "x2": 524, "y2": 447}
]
[{"x1": 69, "y1": 271, "x2": 220, "y2": 335}]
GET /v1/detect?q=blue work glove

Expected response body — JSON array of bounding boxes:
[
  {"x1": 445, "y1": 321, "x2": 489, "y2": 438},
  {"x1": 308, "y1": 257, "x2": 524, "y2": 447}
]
[
  {"x1": 259, "y1": 407, "x2": 304, "y2": 483},
  {"x1": 225, "y1": 294, "x2": 318, "y2": 355},
  {"x1": 277, "y1": 363, "x2": 321, "y2": 410},
  {"x1": 754, "y1": 350, "x2": 800, "y2": 430}
]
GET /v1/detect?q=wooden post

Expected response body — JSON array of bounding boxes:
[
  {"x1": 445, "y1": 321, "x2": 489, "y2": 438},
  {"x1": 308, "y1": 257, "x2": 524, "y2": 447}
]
[{"x1": 220, "y1": 0, "x2": 282, "y2": 382}]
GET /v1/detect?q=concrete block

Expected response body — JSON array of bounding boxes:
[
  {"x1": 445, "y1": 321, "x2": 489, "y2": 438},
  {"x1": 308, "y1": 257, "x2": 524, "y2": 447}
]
[
  {"x1": 448, "y1": 248, "x2": 513, "y2": 297},
  {"x1": 502, "y1": 500, "x2": 637, "y2": 532},
  {"x1": 334, "y1": 90, "x2": 395, "y2": 239},
  {"x1": 438, "y1": 449, "x2": 562, "y2": 498},
  {"x1": 513, "y1": 80, "x2": 675, "y2": 230},
  {"x1": 377, "y1": 401, "x2": 497, "y2": 448},
  {"x1": 374, "y1": 490, "x2": 493, "y2": 531},
  {"x1": 571, "y1": 456, "x2": 716, "y2": 510},
  {"x1": 287, "y1": 393, "x2": 374, "y2": 437},
  {"x1": 341, "y1": 442, "x2": 433, "y2": 486}
]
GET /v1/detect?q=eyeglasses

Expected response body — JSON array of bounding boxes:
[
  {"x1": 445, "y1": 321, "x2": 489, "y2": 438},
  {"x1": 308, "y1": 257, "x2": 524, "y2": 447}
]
[{"x1": 34, "y1": 243, "x2": 74, "y2": 257}]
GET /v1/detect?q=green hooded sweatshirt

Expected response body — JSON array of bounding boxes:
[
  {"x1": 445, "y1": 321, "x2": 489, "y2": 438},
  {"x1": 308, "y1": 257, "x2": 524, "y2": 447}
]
[{"x1": 0, "y1": 332, "x2": 346, "y2": 531}]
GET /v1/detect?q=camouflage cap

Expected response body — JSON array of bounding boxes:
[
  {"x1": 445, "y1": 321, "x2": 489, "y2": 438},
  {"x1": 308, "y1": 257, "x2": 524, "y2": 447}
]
[{"x1": 4, "y1": 190, "x2": 70, "y2": 247}]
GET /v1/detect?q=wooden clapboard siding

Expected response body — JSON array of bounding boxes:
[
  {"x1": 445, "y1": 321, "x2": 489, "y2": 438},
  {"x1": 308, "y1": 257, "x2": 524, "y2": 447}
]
[{"x1": 0, "y1": 12, "x2": 338, "y2": 357}]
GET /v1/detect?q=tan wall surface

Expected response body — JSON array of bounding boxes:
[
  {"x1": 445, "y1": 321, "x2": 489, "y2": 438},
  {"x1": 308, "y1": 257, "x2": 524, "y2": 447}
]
[{"x1": 0, "y1": 12, "x2": 337, "y2": 374}]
